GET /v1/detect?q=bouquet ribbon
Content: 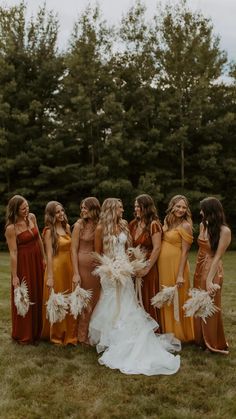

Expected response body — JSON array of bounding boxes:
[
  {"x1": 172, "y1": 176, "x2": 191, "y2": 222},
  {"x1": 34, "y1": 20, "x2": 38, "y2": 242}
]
[
  {"x1": 173, "y1": 286, "x2": 180, "y2": 322},
  {"x1": 135, "y1": 277, "x2": 144, "y2": 309}
]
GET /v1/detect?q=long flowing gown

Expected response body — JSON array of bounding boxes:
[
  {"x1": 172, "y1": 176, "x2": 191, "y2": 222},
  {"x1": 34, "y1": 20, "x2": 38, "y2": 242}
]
[
  {"x1": 11, "y1": 227, "x2": 44, "y2": 344},
  {"x1": 129, "y1": 219, "x2": 161, "y2": 326},
  {"x1": 77, "y1": 227, "x2": 100, "y2": 344},
  {"x1": 41, "y1": 233, "x2": 77, "y2": 345},
  {"x1": 158, "y1": 227, "x2": 194, "y2": 342},
  {"x1": 89, "y1": 232, "x2": 180, "y2": 376},
  {"x1": 193, "y1": 237, "x2": 229, "y2": 354}
]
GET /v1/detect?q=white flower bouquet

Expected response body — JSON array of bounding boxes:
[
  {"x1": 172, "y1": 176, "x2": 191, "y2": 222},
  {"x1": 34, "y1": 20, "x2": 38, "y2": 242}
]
[
  {"x1": 68, "y1": 285, "x2": 93, "y2": 319},
  {"x1": 46, "y1": 289, "x2": 69, "y2": 325},
  {"x1": 183, "y1": 285, "x2": 221, "y2": 323},
  {"x1": 14, "y1": 278, "x2": 34, "y2": 317},
  {"x1": 93, "y1": 253, "x2": 134, "y2": 286},
  {"x1": 151, "y1": 285, "x2": 177, "y2": 308}
]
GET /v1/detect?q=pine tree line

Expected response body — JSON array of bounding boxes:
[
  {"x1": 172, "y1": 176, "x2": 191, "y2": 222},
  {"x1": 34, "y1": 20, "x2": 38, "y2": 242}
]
[{"x1": 0, "y1": 1, "x2": 236, "y2": 244}]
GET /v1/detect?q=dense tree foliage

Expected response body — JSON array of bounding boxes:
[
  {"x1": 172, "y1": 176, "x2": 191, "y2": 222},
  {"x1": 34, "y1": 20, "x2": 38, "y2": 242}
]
[{"x1": 0, "y1": 0, "x2": 235, "y2": 245}]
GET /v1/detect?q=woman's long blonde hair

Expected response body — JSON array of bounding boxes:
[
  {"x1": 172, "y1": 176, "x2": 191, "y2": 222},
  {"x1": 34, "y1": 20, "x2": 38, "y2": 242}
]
[
  {"x1": 99, "y1": 198, "x2": 132, "y2": 256},
  {"x1": 44, "y1": 201, "x2": 68, "y2": 255},
  {"x1": 163, "y1": 195, "x2": 192, "y2": 231}
]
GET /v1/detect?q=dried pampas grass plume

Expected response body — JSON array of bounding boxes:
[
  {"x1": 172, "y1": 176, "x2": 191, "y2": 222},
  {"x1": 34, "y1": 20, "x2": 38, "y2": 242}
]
[
  {"x1": 183, "y1": 285, "x2": 221, "y2": 323},
  {"x1": 68, "y1": 285, "x2": 93, "y2": 319},
  {"x1": 14, "y1": 278, "x2": 34, "y2": 317},
  {"x1": 151, "y1": 285, "x2": 177, "y2": 308},
  {"x1": 93, "y1": 253, "x2": 134, "y2": 287},
  {"x1": 46, "y1": 289, "x2": 69, "y2": 325},
  {"x1": 127, "y1": 246, "x2": 147, "y2": 274}
]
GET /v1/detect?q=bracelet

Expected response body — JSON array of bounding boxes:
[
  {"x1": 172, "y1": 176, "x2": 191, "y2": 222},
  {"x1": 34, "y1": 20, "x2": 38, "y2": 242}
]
[{"x1": 146, "y1": 260, "x2": 151, "y2": 267}]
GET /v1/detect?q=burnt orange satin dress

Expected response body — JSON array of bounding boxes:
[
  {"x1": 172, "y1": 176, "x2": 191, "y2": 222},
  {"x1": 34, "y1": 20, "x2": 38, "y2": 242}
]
[
  {"x1": 77, "y1": 227, "x2": 100, "y2": 344},
  {"x1": 11, "y1": 227, "x2": 44, "y2": 344},
  {"x1": 193, "y1": 237, "x2": 229, "y2": 354},
  {"x1": 41, "y1": 233, "x2": 77, "y2": 345},
  {"x1": 158, "y1": 227, "x2": 194, "y2": 342},
  {"x1": 129, "y1": 220, "x2": 161, "y2": 326}
]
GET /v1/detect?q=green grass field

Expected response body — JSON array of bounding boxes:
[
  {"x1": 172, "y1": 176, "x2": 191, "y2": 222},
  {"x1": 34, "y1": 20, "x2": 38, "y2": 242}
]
[{"x1": 0, "y1": 251, "x2": 235, "y2": 419}]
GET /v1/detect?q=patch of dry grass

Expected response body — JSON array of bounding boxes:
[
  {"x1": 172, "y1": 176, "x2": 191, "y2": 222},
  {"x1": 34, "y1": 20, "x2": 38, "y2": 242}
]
[{"x1": 0, "y1": 252, "x2": 235, "y2": 419}]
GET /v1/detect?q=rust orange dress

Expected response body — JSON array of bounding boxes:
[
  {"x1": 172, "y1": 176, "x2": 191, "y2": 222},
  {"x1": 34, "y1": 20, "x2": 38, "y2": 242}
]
[
  {"x1": 12, "y1": 227, "x2": 44, "y2": 344},
  {"x1": 77, "y1": 226, "x2": 101, "y2": 344},
  {"x1": 129, "y1": 220, "x2": 161, "y2": 325},
  {"x1": 158, "y1": 226, "x2": 194, "y2": 342},
  {"x1": 193, "y1": 237, "x2": 229, "y2": 354},
  {"x1": 41, "y1": 233, "x2": 77, "y2": 345}
]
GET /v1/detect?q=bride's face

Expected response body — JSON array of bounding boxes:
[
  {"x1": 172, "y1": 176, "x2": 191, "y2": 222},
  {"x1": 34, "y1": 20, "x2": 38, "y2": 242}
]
[{"x1": 116, "y1": 202, "x2": 124, "y2": 220}]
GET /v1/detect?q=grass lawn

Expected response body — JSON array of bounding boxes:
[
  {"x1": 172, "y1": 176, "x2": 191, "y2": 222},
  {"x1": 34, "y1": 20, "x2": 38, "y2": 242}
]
[{"x1": 0, "y1": 251, "x2": 236, "y2": 419}]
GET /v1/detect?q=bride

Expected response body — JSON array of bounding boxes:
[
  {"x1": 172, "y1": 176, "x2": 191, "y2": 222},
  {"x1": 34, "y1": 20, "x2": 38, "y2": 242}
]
[{"x1": 89, "y1": 198, "x2": 180, "y2": 375}]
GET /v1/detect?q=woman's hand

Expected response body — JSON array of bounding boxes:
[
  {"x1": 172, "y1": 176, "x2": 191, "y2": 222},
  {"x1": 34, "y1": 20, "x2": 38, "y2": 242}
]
[
  {"x1": 176, "y1": 275, "x2": 185, "y2": 288},
  {"x1": 206, "y1": 281, "x2": 220, "y2": 296},
  {"x1": 12, "y1": 276, "x2": 20, "y2": 288},
  {"x1": 46, "y1": 275, "x2": 54, "y2": 288},
  {"x1": 72, "y1": 273, "x2": 81, "y2": 288}
]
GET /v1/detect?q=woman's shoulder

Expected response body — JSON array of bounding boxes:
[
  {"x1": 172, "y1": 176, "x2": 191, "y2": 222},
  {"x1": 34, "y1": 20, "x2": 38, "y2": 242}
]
[
  {"x1": 5, "y1": 224, "x2": 15, "y2": 236},
  {"x1": 179, "y1": 220, "x2": 192, "y2": 234},
  {"x1": 150, "y1": 219, "x2": 162, "y2": 235},
  {"x1": 95, "y1": 224, "x2": 103, "y2": 233},
  {"x1": 220, "y1": 225, "x2": 231, "y2": 238},
  {"x1": 42, "y1": 227, "x2": 51, "y2": 238}
]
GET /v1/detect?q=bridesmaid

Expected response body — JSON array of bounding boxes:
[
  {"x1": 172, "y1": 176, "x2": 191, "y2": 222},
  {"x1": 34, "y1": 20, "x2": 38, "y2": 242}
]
[
  {"x1": 41, "y1": 201, "x2": 77, "y2": 345},
  {"x1": 158, "y1": 195, "x2": 194, "y2": 342},
  {"x1": 129, "y1": 194, "x2": 162, "y2": 326},
  {"x1": 5, "y1": 195, "x2": 44, "y2": 344},
  {"x1": 193, "y1": 197, "x2": 231, "y2": 354},
  {"x1": 71, "y1": 197, "x2": 101, "y2": 344}
]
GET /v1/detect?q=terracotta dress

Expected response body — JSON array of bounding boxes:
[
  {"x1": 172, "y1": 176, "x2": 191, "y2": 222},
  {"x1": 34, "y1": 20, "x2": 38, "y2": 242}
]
[
  {"x1": 129, "y1": 220, "x2": 161, "y2": 326},
  {"x1": 193, "y1": 237, "x2": 229, "y2": 354},
  {"x1": 77, "y1": 227, "x2": 100, "y2": 344},
  {"x1": 158, "y1": 227, "x2": 194, "y2": 342},
  {"x1": 12, "y1": 227, "x2": 44, "y2": 344},
  {"x1": 41, "y1": 233, "x2": 77, "y2": 345}
]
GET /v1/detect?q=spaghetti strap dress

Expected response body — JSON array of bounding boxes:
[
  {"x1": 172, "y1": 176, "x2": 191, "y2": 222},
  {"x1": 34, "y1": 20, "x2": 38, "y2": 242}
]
[
  {"x1": 193, "y1": 237, "x2": 229, "y2": 354},
  {"x1": 77, "y1": 227, "x2": 100, "y2": 344},
  {"x1": 41, "y1": 233, "x2": 78, "y2": 345},
  {"x1": 12, "y1": 227, "x2": 44, "y2": 344}
]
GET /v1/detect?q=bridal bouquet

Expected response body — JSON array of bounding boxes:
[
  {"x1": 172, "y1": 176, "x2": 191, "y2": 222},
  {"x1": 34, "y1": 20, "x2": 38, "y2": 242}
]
[
  {"x1": 151, "y1": 285, "x2": 177, "y2": 309},
  {"x1": 46, "y1": 289, "x2": 69, "y2": 325},
  {"x1": 14, "y1": 278, "x2": 34, "y2": 317},
  {"x1": 93, "y1": 253, "x2": 134, "y2": 286},
  {"x1": 183, "y1": 285, "x2": 220, "y2": 323},
  {"x1": 68, "y1": 285, "x2": 93, "y2": 319}
]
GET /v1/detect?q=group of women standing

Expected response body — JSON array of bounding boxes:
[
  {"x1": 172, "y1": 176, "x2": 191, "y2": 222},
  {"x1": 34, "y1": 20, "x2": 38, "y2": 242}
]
[{"x1": 5, "y1": 192, "x2": 231, "y2": 375}]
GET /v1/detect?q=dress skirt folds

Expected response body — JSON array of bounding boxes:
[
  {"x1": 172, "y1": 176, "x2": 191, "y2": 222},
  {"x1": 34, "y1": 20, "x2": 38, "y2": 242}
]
[
  {"x1": 89, "y1": 232, "x2": 180, "y2": 376},
  {"x1": 77, "y1": 228, "x2": 100, "y2": 344},
  {"x1": 129, "y1": 220, "x2": 161, "y2": 327},
  {"x1": 193, "y1": 238, "x2": 229, "y2": 354},
  {"x1": 12, "y1": 228, "x2": 44, "y2": 344},
  {"x1": 41, "y1": 233, "x2": 77, "y2": 345},
  {"x1": 158, "y1": 227, "x2": 195, "y2": 342}
]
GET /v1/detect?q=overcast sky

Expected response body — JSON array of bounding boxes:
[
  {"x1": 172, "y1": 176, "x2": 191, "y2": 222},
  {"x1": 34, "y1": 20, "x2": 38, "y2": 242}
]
[{"x1": 2, "y1": 0, "x2": 236, "y2": 61}]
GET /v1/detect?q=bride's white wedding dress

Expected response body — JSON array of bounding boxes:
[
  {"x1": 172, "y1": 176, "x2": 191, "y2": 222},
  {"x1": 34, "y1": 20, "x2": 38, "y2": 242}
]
[{"x1": 89, "y1": 232, "x2": 180, "y2": 375}]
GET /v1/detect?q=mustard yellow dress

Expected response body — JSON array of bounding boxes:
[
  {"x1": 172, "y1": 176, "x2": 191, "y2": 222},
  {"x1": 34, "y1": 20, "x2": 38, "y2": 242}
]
[
  {"x1": 41, "y1": 233, "x2": 78, "y2": 345},
  {"x1": 158, "y1": 227, "x2": 194, "y2": 342}
]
